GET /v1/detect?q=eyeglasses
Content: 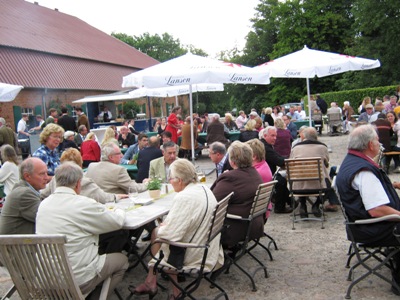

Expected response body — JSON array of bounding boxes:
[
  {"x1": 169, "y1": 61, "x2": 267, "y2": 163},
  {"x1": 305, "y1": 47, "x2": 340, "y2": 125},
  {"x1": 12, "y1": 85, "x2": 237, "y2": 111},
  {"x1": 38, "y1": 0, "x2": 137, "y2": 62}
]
[{"x1": 49, "y1": 135, "x2": 62, "y2": 139}]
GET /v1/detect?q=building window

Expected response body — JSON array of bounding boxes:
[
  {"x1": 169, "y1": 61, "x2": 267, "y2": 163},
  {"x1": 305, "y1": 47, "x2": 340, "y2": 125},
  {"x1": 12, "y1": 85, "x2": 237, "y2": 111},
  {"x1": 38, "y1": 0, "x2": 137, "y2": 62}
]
[{"x1": 21, "y1": 108, "x2": 33, "y2": 116}]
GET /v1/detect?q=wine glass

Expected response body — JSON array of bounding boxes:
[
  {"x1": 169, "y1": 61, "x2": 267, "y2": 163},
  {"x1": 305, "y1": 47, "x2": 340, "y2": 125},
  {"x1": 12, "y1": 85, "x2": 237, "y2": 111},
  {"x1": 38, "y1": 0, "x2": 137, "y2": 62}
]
[
  {"x1": 196, "y1": 169, "x2": 206, "y2": 183},
  {"x1": 128, "y1": 186, "x2": 138, "y2": 207}
]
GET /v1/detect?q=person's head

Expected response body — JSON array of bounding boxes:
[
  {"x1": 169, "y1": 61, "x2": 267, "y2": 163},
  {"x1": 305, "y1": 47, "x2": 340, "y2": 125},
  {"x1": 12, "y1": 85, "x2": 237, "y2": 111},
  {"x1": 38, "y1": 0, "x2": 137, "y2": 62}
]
[
  {"x1": 228, "y1": 141, "x2": 253, "y2": 169},
  {"x1": 63, "y1": 130, "x2": 75, "y2": 141},
  {"x1": 249, "y1": 111, "x2": 258, "y2": 119},
  {"x1": 20, "y1": 157, "x2": 49, "y2": 190},
  {"x1": 363, "y1": 96, "x2": 371, "y2": 105},
  {"x1": 282, "y1": 115, "x2": 291, "y2": 126},
  {"x1": 298, "y1": 125, "x2": 308, "y2": 141},
  {"x1": 289, "y1": 106, "x2": 295, "y2": 114},
  {"x1": 36, "y1": 115, "x2": 43, "y2": 121},
  {"x1": 262, "y1": 126, "x2": 278, "y2": 145},
  {"x1": 239, "y1": 110, "x2": 245, "y2": 117},
  {"x1": 386, "y1": 111, "x2": 397, "y2": 124},
  {"x1": 75, "y1": 107, "x2": 83, "y2": 114},
  {"x1": 211, "y1": 113, "x2": 220, "y2": 122},
  {"x1": 161, "y1": 118, "x2": 166, "y2": 125},
  {"x1": 265, "y1": 107, "x2": 272, "y2": 115},
  {"x1": 274, "y1": 117, "x2": 285, "y2": 129},
  {"x1": 84, "y1": 132, "x2": 96, "y2": 141},
  {"x1": 343, "y1": 101, "x2": 350, "y2": 108},
  {"x1": 302, "y1": 127, "x2": 318, "y2": 141},
  {"x1": 123, "y1": 120, "x2": 129, "y2": 127},
  {"x1": 61, "y1": 107, "x2": 68, "y2": 114},
  {"x1": 168, "y1": 159, "x2": 197, "y2": 192},
  {"x1": 78, "y1": 125, "x2": 88, "y2": 136},
  {"x1": 21, "y1": 113, "x2": 28, "y2": 121},
  {"x1": 225, "y1": 113, "x2": 234, "y2": 123},
  {"x1": 103, "y1": 127, "x2": 116, "y2": 142},
  {"x1": 48, "y1": 108, "x2": 58, "y2": 117},
  {"x1": 60, "y1": 148, "x2": 83, "y2": 167},
  {"x1": 245, "y1": 139, "x2": 265, "y2": 164},
  {"x1": 162, "y1": 141, "x2": 177, "y2": 165},
  {"x1": 101, "y1": 142, "x2": 122, "y2": 164},
  {"x1": 148, "y1": 136, "x2": 160, "y2": 148},
  {"x1": 161, "y1": 131, "x2": 172, "y2": 143},
  {"x1": 365, "y1": 104, "x2": 374, "y2": 115},
  {"x1": 273, "y1": 106, "x2": 280, "y2": 114},
  {"x1": 119, "y1": 126, "x2": 129, "y2": 135},
  {"x1": 254, "y1": 117, "x2": 263, "y2": 129},
  {"x1": 0, "y1": 144, "x2": 18, "y2": 165},
  {"x1": 129, "y1": 119, "x2": 135, "y2": 125},
  {"x1": 137, "y1": 133, "x2": 149, "y2": 149},
  {"x1": 244, "y1": 119, "x2": 256, "y2": 131},
  {"x1": 39, "y1": 123, "x2": 64, "y2": 149},
  {"x1": 348, "y1": 124, "x2": 380, "y2": 157},
  {"x1": 55, "y1": 162, "x2": 83, "y2": 193},
  {"x1": 208, "y1": 142, "x2": 226, "y2": 164},
  {"x1": 377, "y1": 113, "x2": 387, "y2": 120},
  {"x1": 297, "y1": 106, "x2": 302, "y2": 112},
  {"x1": 390, "y1": 95, "x2": 397, "y2": 105},
  {"x1": 103, "y1": 106, "x2": 109, "y2": 112},
  {"x1": 171, "y1": 106, "x2": 181, "y2": 114}
]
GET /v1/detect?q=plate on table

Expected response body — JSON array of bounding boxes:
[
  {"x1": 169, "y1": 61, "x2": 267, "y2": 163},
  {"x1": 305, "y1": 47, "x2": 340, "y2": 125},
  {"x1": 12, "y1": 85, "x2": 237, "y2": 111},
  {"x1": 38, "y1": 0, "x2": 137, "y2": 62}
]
[{"x1": 134, "y1": 198, "x2": 153, "y2": 205}]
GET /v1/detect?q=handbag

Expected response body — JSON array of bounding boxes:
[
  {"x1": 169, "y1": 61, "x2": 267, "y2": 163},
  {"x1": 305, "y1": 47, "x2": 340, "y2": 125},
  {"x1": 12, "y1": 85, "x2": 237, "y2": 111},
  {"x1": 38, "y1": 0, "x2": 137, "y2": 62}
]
[{"x1": 167, "y1": 186, "x2": 209, "y2": 269}]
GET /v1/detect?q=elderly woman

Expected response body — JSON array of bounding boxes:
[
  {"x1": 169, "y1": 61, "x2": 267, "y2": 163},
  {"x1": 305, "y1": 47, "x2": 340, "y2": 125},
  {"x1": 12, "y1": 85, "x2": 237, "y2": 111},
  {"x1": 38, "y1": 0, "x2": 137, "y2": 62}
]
[
  {"x1": 32, "y1": 123, "x2": 64, "y2": 176},
  {"x1": 263, "y1": 107, "x2": 274, "y2": 127},
  {"x1": 40, "y1": 148, "x2": 126, "y2": 203},
  {"x1": 0, "y1": 145, "x2": 19, "y2": 195},
  {"x1": 274, "y1": 117, "x2": 292, "y2": 158},
  {"x1": 80, "y1": 132, "x2": 101, "y2": 168},
  {"x1": 239, "y1": 119, "x2": 258, "y2": 142},
  {"x1": 211, "y1": 141, "x2": 263, "y2": 248},
  {"x1": 131, "y1": 159, "x2": 223, "y2": 299},
  {"x1": 224, "y1": 113, "x2": 238, "y2": 131}
]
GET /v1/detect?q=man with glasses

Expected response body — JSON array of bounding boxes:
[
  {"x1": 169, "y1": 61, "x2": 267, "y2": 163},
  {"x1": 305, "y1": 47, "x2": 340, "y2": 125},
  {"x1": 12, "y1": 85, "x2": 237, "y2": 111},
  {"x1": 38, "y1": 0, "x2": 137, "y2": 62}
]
[{"x1": 85, "y1": 142, "x2": 147, "y2": 194}]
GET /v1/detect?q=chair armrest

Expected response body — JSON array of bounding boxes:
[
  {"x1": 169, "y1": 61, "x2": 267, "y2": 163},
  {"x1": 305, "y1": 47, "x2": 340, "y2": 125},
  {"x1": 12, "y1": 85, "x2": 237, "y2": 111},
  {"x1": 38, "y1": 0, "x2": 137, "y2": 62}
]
[
  {"x1": 153, "y1": 238, "x2": 206, "y2": 249},
  {"x1": 354, "y1": 214, "x2": 400, "y2": 224}
]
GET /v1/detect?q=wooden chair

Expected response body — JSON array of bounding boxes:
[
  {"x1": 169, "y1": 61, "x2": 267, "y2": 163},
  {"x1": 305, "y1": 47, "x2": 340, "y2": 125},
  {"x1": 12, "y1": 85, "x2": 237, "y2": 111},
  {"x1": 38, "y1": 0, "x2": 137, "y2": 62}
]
[
  {"x1": 150, "y1": 192, "x2": 233, "y2": 300},
  {"x1": 327, "y1": 111, "x2": 343, "y2": 135},
  {"x1": 0, "y1": 234, "x2": 110, "y2": 300},
  {"x1": 285, "y1": 157, "x2": 326, "y2": 229}
]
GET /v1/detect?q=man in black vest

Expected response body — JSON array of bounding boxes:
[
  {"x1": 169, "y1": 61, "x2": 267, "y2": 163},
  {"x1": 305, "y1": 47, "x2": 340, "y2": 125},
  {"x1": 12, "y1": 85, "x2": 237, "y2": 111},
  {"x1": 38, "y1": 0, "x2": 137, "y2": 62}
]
[{"x1": 337, "y1": 124, "x2": 400, "y2": 295}]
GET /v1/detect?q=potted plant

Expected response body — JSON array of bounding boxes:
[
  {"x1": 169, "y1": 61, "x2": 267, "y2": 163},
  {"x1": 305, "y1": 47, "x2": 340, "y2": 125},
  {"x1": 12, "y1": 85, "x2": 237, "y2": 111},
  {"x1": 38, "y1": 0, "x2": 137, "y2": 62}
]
[{"x1": 147, "y1": 177, "x2": 162, "y2": 199}]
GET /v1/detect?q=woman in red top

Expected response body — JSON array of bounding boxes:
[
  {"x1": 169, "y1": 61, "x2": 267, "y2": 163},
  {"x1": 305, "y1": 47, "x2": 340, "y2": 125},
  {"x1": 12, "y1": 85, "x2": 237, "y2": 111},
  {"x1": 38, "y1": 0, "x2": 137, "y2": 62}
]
[
  {"x1": 165, "y1": 106, "x2": 182, "y2": 143},
  {"x1": 80, "y1": 132, "x2": 101, "y2": 168}
]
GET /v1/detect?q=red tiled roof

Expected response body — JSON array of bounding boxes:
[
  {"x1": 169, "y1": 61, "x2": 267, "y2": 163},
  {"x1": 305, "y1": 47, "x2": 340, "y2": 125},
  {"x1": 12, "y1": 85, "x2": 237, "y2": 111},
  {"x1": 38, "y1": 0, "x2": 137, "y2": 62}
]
[
  {"x1": 0, "y1": 47, "x2": 139, "y2": 90},
  {"x1": 0, "y1": 0, "x2": 158, "y2": 68}
]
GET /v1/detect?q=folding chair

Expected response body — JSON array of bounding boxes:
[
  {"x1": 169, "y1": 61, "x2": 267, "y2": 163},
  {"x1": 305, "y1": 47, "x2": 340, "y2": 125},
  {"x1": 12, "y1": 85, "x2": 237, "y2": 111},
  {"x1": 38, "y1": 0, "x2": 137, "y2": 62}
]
[
  {"x1": 214, "y1": 181, "x2": 277, "y2": 292},
  {"x1": 0, "y1": 234, "x2": 111, "y2": 300},
  {"x1": 338, "y1": 196, "x2": 400, "y2": 299},
  {"x1": 285, "y1": 157, "x2": 326, "y2": 229},
  {"x1": 151, "y1": 192, "x2": 233, "y2": 300}
]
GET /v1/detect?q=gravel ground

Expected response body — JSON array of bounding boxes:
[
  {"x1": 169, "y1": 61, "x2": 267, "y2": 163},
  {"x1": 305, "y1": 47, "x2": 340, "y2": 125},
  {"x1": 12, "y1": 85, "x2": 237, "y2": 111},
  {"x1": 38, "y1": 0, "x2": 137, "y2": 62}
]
[{"x1": 2, "y1": 131, "x2": 400, "y2": 299}]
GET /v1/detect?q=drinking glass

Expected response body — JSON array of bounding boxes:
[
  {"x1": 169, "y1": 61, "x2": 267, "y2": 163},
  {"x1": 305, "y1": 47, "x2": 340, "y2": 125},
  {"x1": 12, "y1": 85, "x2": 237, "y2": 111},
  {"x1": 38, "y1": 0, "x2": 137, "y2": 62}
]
[
  {"x1": 128, "y1": 186, "x2": 138, "y2": 206},
  {"x1": 197, "y1": 170, "x2": 206, "y2": 183}
]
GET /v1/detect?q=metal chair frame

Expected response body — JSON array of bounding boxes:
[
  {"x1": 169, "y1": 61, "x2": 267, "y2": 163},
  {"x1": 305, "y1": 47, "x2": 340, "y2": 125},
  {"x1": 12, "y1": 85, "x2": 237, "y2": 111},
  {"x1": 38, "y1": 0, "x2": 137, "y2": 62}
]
[
  {"x1": 285, "y1": 157, "x2": 326, "y2": 229},
  {"x1": 0, "y1": 234, "x2": 110, "y2": 300}
]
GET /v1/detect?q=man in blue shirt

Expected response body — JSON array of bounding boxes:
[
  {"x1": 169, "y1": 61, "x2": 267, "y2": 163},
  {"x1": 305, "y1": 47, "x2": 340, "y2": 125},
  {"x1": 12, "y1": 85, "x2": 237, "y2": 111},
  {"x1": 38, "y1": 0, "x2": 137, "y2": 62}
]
[{"x1": 120, "y1": 133, "x2": 148, "y2": 165}]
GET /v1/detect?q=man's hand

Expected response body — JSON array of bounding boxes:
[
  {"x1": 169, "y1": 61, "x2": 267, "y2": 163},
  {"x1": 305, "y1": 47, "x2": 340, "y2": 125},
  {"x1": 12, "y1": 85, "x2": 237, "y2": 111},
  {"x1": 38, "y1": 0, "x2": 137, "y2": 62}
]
[{"x1": 393, "y1": 182, "x2": 400, "y2": 189}]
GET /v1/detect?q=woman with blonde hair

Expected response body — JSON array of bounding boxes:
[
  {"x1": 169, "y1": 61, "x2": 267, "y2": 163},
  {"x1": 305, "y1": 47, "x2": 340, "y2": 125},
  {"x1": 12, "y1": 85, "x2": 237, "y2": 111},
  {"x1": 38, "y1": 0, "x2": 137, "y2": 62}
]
[
  {"x1": 274, "y1": 117, "x2": 292, "y2": 158},
  {"x1": 80, "y1": 132, "x2": 101, "y2": 168},
  {"x1": 224, "y1": 112, "x2": 238, "y2": 131},
  {"x1": 32, "y1": 123, "x2": 64, "y2": 176},
  {"x1": 101, "y1": 127, "x2": 118, "y2": 147},
  {"x1": 239, "y1": 119, "x2": 258, "y2": 142},
  {"x1": 358, "y1": 96, "x2": 371, "y2": 114},
  {"x1": 264, "y1": 107, "x2": 274, "y2": 127},
  {"x1": 0, "y1": 145, "x2": 19, "y2": 195}
]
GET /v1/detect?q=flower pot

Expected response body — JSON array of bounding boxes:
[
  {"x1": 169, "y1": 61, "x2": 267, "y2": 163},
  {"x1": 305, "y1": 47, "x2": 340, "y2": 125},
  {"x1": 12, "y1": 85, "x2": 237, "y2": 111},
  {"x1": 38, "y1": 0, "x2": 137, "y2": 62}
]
[{"x1": 148, "y1": 190, "x2": 161, "y2": 199}]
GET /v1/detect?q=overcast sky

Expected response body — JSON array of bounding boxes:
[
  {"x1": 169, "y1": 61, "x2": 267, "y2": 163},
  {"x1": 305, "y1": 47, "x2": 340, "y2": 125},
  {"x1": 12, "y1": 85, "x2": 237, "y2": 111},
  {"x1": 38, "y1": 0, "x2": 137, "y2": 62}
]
[{"x1": 27, "y1": 0, "x2": 260, "y2": 57}]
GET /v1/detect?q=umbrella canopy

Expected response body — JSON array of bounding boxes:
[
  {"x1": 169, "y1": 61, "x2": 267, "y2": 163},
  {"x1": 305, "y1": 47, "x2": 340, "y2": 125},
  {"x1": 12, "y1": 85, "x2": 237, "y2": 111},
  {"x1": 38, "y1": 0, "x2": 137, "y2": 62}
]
[
  {"x1": 122, "y1": 52, "x2": 270, "y2": 88},
  {"x1": 254, "y1": 45, "x2": 381, "y2": 125},
  {"x1": 0, "y1": 82, "x2": 23, "y2": 102},
  {"x1": 128, "y1": 83, "x2": 224, "y2": 98}
]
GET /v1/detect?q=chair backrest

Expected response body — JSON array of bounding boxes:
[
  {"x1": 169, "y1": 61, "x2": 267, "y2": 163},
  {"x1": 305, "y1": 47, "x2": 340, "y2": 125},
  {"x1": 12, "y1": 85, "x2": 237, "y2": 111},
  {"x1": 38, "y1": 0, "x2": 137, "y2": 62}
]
[
  {"x1": 327, "y1": 111, "x2": 342, "y2": 126},
  {"x1": 285, "y1": 157, "x2": 324, "y2": 190},
  {"x1": 0, "y1": 234, "x2": 84, "y2": 300},
  {"x1": 207, "y1": 192, "x2": 233, "y2": 243},
  {"x1": 249, "y1": 181, "x2": 277, "y2": 219}
]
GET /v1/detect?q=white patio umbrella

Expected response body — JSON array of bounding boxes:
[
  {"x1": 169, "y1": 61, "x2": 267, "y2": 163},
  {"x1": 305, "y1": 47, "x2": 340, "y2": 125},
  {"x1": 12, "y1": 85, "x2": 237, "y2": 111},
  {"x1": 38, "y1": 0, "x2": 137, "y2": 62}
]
[
  {"x1": 122, "y1": 53, "x2": 270, "y2": 161},
  {"x1": 253, "y1": 45, "x2": 381, "y2": 126},
  {"x1": 128, "y1": 83, "x2": 224, "y2": 98},
  {"x1": 0, "y1": 82, "x2": 23, "y2": 102}
]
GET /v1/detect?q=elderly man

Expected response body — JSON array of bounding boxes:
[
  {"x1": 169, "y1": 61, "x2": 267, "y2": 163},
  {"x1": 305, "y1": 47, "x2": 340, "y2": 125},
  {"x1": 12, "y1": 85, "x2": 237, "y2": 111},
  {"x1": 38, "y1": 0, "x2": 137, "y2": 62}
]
[
  {"x1": 0, "y1": 158, "x2": 49, "y2": 234},
  {"x1": 207, "y1": 113, "x2": 229, "y2": 146},
  {"x1": 86, "y1": 142, "x2": 147, "y2": 194},
  {"x1": 149, "y1": 141, "x2": 178, "y2": 182},
  {"x1": 121, "y1": 133, "x2": 148, "y2": 165},
  {"x1": 290, "y1": 127, "x2": 339, "y2": 217},
  {"x1": 357, "y1": 104, "x2": 375, "y2": 124},
  {"x1": 209, "y1": 141, "x2": 232, "y2": 180},
  {"x1": 336, "y1": 124, "x2": 400, "y2": 294},
  {"x1": 36, "y1": 162, "x2": 128, "y2": 298},
  {"x1": 118, "y1": 126, "x2": 135, "y2": 148},
  {"x1": 136, "y1": 136, "x2": 162, "y2": 183},
  {"x1": 261, "y1": 126, "x2": 292, "y2": 213},
  {"x1": 74, "y1": 124, "x2": 88, "y2": 148},
  {"x1": 0, "y1": 117, "x2": 16, "y2": 148},
  {"x1": 385, "y1": 95, "x2": 398, "y2": 113},
  {"x1": 327, "y1": 102, "x2": 343, "y2": 134}
]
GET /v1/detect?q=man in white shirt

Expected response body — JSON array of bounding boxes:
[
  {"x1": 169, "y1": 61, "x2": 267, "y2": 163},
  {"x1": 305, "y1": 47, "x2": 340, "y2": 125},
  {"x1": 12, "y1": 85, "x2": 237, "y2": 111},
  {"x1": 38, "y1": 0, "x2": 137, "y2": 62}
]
[
  {"x1": 17, "y1": 114, "x2": 30, "y2": 138},
  {"x1": 36, "y1": 162, "x2": 128, "y2": 298}
]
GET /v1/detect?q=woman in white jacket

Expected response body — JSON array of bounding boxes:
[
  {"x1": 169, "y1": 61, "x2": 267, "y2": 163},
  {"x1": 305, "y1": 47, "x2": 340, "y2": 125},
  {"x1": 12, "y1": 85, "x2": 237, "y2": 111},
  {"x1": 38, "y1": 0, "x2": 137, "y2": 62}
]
[{"x1": 0, "y1": 145, "x2": 19, "y2": 196}]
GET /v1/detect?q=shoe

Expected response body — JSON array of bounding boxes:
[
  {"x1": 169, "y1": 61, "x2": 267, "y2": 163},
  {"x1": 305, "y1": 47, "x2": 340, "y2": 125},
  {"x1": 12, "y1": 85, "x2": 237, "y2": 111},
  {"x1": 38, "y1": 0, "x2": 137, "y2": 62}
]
[
  {"x1": 394, "y1": 167, "x2": 400, "y2": 173},
  {"x1": 312, "y1": 205, "x2": 322, "y2": 217},
  {"x1": 274, "y1": 207, "x2": 293, "y2": 214},
  {"x1": 299, "y1": 203, "x2": 308, "y2": 218},
  {"x1": 129, "y1": 282, "x2": 158, "y2": 299},
  {"x1": 141, "y1": 232, "x2": 151, "y2": 241},
  {"x1": 324, "y1": 204, "x2": 338, "y2": 212},
  {"x1": 343, "y1": 131, "x2": 349, "y2": 135}
]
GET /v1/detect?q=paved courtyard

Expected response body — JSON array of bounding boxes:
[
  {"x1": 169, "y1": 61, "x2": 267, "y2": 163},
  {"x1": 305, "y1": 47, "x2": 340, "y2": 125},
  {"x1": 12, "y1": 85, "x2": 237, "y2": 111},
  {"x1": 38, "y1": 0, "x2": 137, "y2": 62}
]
[{"x1": 2, "y1": 132, "x2": 400, "y2": 299}]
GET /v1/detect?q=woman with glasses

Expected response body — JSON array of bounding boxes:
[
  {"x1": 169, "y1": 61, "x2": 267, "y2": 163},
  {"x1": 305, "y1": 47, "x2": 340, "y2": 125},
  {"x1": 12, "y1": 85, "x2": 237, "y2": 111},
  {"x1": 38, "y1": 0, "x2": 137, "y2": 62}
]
[
  {"x1": 130, "y1": 159, "x2": 223, "y2": 299},
  {"x1": 32, "y1": 123, "x2": 64, "y2": 177}
]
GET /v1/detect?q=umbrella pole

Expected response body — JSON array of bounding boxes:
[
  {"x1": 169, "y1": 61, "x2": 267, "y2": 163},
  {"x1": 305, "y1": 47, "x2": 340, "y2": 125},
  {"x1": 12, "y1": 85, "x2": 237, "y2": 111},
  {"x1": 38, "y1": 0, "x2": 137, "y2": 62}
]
[
  {"x1": 306, "y1": 78, "x2": 312, "y2": 127},
  {"x1": 147, "y1": 96, "x2": 152, "y2": 132},
  {"x1": 189, "y1": 85, "x2": 195, "y2": 163}
]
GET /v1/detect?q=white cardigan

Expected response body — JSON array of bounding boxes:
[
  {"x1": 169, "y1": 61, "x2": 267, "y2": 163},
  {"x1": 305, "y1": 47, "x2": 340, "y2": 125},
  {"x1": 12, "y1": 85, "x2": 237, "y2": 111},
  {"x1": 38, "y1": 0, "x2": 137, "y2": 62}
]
[{"x1": 0, "y1": 161, "x2": 19, "y2": 195}]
